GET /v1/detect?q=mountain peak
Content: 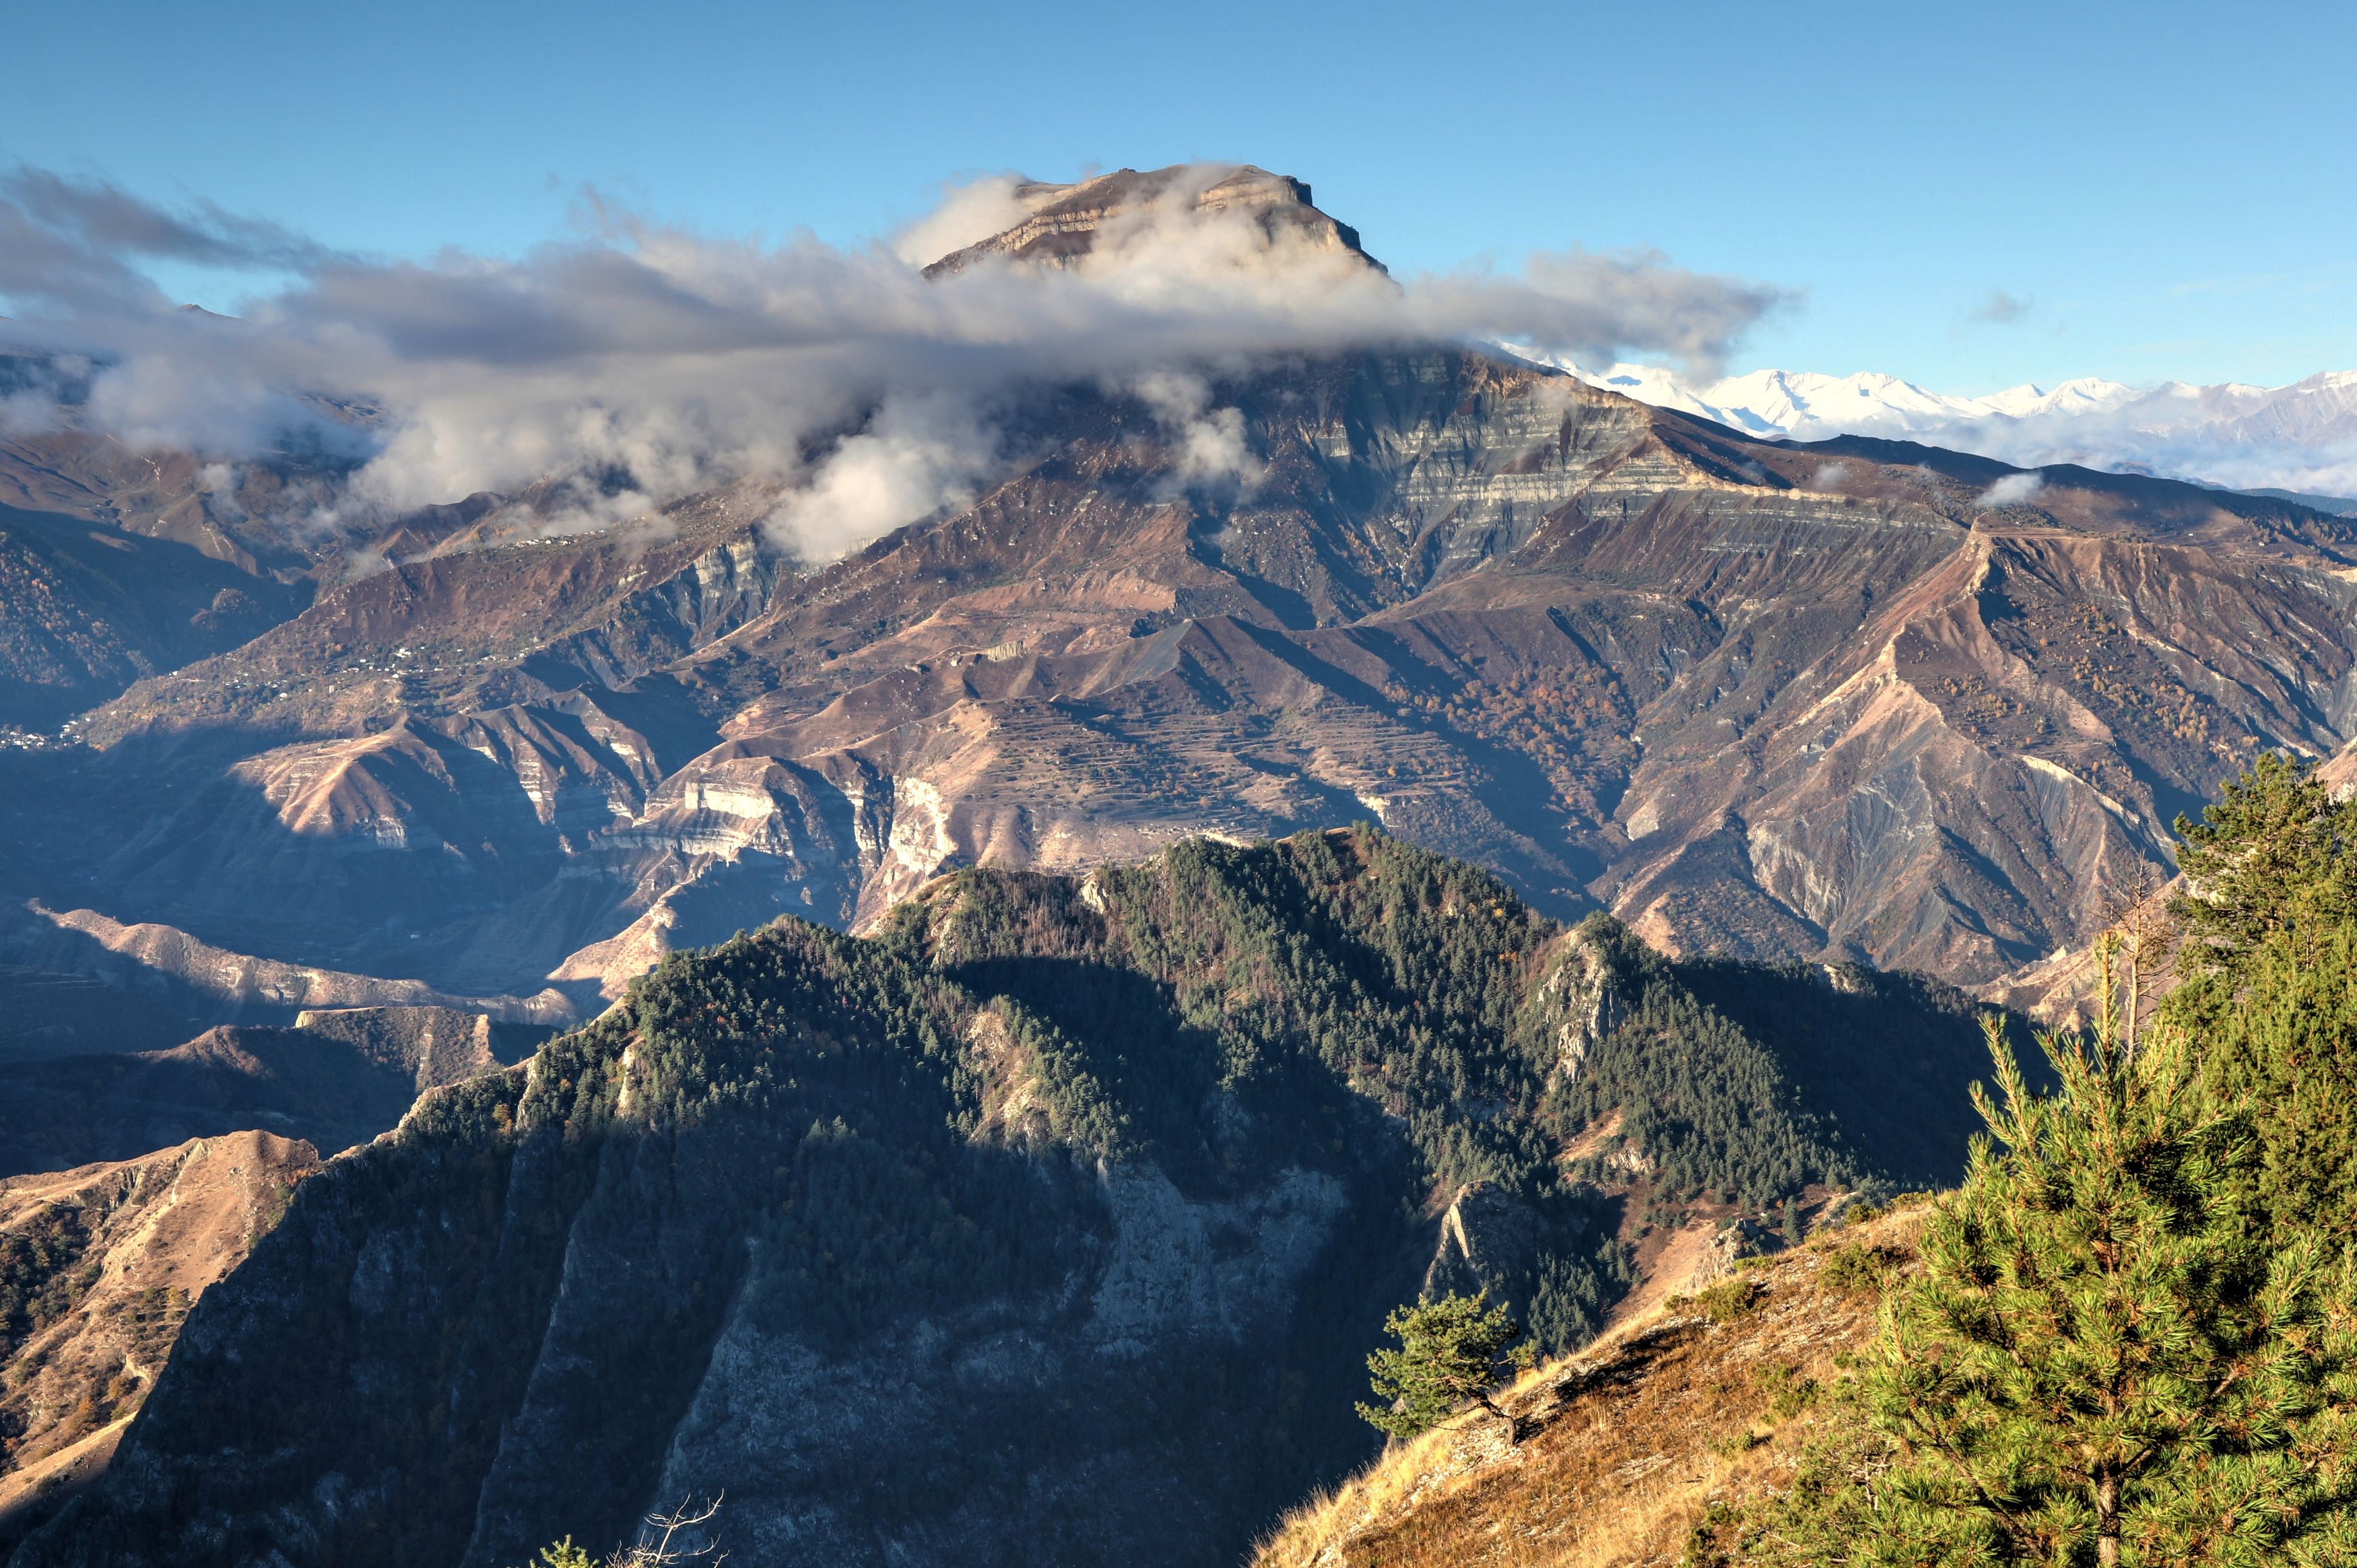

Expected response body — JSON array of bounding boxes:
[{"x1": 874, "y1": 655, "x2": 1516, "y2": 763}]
[{"x1": 922, "y1": 162, "x2": 1385, "y2": 277}]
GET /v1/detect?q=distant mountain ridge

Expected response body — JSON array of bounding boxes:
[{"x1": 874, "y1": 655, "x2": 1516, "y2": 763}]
[
  {"x1": 3, "y1": 340, "x2": 2353, "y2": 1019},
  {"x1": 0, "y1": 1004, "x2": 543, "y2": 1179},
  {"x1": 1506, "y1": 349, "x2": 2357, "y2": 504},
  {"x1": 1, "y1": 162, "x2": 2355, "y2": 1027}
]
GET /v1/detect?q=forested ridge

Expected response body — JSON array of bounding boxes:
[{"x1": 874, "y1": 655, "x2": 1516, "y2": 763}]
[
  {"x1": 17, "y1": 826, "x2": 2005, "y2": 1568},
  {"x1": 1253, "y1": 757, "x2": 2357, "y2": 1568}
]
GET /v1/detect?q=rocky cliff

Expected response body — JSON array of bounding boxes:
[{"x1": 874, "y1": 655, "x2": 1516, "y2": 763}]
[
  {"x1": 11, "y1": 831, "x2": 1997, "y2": 1568},
  {"x1": 923, "y1": 164, "x2": 1381, "y2": 278}
]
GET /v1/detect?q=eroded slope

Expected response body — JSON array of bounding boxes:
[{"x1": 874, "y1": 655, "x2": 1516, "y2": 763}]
[
  {"x1": 4, "y1": 349, "x2": 2351, "y2": 1021},
  {"x1": 0, "y1": 1132, "x2": 321, "y2": 1549}
]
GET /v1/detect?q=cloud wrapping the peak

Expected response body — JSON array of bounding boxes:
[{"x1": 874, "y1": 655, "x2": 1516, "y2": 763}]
[
  {"x1": 763, "y1": 391, "x2": 1001, "y2": 559},
  {"x1": 1411, "y1": 249, "x2": 1787, "y2": 380},
  {"x1": 888, "y1": 174, "x2": 1035, "y2": 267},
  {"x1": 1131, "y1": 370, "x2": 1266, "y2": 496},
  {"x1": 0, "y1": 164, "x2": 1788, "y2": 559}
]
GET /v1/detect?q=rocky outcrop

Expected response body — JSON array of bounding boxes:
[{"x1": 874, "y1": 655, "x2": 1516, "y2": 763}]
[
  {"x1": 923, "y1": 164, "x2": 1383, "y2": 278},
  {"x1": 290, "y1": 1004, "x2": 543, "y2": 1089},
  {"x1": 1422, "y1": 1183, "x2": 1545, "y2": 1303},
  {"x1": 1530, "y1": 922, "x2": 1629, "y2": 1087}
]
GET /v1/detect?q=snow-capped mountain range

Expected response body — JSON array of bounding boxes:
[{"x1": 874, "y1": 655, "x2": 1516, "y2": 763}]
[{"x1": 1502, "y1": 348, "x2": 2357, "y2": 510}]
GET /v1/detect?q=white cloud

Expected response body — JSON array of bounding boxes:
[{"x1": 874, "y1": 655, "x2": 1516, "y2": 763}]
[
  {"x1": 1130, "y1": 369, "x2": 1265, "y2": 495},
  {"x1": 762, "y1": 392, "x2": 999, "y2": 560},
  {"x1": 888, "y1": 174, "x2": 1034, "y2": 267},
  {"x1": 0, "y1": 162, "x2": 1788, "y2": 559},
  {"x1": 1977, "y1": 471, "x2": 2045, "y2": 506}
]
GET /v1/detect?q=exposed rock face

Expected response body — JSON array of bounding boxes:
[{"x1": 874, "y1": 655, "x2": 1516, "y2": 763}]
[
  {"x1": 634, "y1": 1161, "x2": 1354, "y2": 1566},
  {"x1": 1422, "y1": 1182, "x2": 1544, "y2": 1302},
  {"x1": 290, "y1": 1004, "x2": 543, "y2": 1089},
  {"x1": 923, "y1": 164, "x2": 1382, "y2": 277},
  {"x1": 5, "y1": 321, "x2": 2354, "y2": 1019},
  {"x1": 0, "y1": 1132, "x2": 319, "y2": 1549}
]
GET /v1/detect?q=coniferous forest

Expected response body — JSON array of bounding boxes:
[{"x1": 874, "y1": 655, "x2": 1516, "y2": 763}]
[
  {"x1": 12, "y1": 825, "x2": 2011, "y2": 1567},
  {"x1": 1671, "y1": 753, "x2": 2357, "y2": 1567}
]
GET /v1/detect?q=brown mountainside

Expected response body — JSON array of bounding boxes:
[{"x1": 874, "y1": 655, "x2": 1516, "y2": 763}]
[
  {"x1": 0, "y1": 502, "x2": 304, "y2": 730},
  {"x1": 0, "y1": 1004, "x2": 536, "y2": 1178},
  {"x1": 0, "y1": 1132, "x2": 320, "y2": 1550},
  {"x1": 2, "y1": 181, "x2": 2354, "y2": 1011},
  {"x1": 1256, "y1": 1208, "x2": 1922, "y2": 1568}
]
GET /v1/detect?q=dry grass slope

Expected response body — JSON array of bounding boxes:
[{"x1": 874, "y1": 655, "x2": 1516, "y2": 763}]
[
  {"x1": 0, "y1": 1132, "x2": 321, "y2": 1544},
  {"x1": 1255, "y1": 1208, "x2": 1925, "y2": 1568}
]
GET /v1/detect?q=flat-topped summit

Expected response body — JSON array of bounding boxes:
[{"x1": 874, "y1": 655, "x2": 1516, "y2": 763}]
[{"x1": 923, "y1": 162, "x2": 1385, "y2": 277}]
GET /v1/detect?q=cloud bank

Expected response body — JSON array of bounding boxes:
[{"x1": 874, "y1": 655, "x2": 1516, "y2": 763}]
[{"x1": 0, "y1": 164, "x2": 1787, "y2": 558}]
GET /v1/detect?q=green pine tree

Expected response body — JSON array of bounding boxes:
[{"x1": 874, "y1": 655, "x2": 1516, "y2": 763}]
[
  {"x1": 2162, "y1": 752, "x2": 2357, "y2": 1244},
  {"x1": 1758, "y1": 1002, "x2": 2357, "y2": 1567},
  {"x1": 2171, "y1": 751, "x2": 2357, "y2": 985},
  {"x1": 1357, "y1": 1290, "x2": 1535, "y2": 1441},
  {"x1": 513, "y1": 1541, "x2": 598, "y2": 1568},
  {"x1": 2186, "y1": 915, "x2": 2357, "y2": 1246}
]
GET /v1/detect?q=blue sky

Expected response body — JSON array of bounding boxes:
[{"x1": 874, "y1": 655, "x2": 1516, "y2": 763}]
[{"x1": 7, "y1": 0, "x2": 2352, "y2": 393}]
